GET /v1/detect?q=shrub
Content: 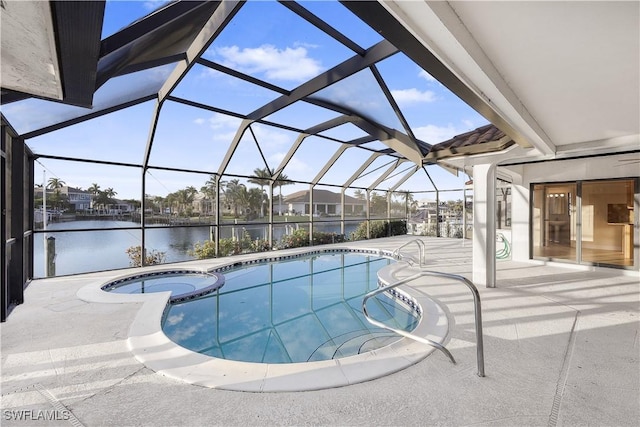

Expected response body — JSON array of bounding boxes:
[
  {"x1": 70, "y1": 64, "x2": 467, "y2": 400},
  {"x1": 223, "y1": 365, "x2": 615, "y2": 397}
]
[
  {"x1": 369, "y1": 220, "x2": 388, "y2": 239},
  {"x1": 350, "y1": 220, "x2": 407, "y2": 240},
  {"x1": 278, "y1": 229, "x2": 346, "y2": 249},
  {"x1": 278, "y1": 229, "x2": 310, "y2": 249},
  {"x1": 350, "y1": 222, "x2": 368, "y2": 241},
  {"x1": 189, "y1": 240, "x2": 217, "y2": 259},
  {"x1": 190, "y1": 238, "x2": 240, "y2": 259},
  {"x1": 312, "y1": 231, "x2": 346, "y2": 245},
  {"x1": 218, "y1": 238, "x2": 242, "y2": 257},
  {"x1": 389, "y1": 219, "x2": 407, "y2": 236},
  {"x1": 190, "y1": 233, "x2": 271, "y2": 260},
  {"x1": 250, "y1": 238, "x2": 271, "y2": 253},
  {"x1": 126, "y1": 246, "x2": 166, "y2": 267}
]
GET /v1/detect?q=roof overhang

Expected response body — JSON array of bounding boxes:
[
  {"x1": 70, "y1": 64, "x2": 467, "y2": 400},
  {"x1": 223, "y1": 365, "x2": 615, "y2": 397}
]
[
  {"x1": 1, "y1": 1, "x2": 63, "y2": 102},
  {"x1": 371, "y1": 0, "x2": 640, "y2": 159},
  {"x1": 1, "y1": 1, "x2": 105, "y2": 107}
]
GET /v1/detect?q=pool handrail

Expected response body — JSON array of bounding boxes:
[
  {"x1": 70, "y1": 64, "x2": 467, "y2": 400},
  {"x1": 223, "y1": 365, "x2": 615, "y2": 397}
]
[
  {"x1": 392, "y1": 239, "x2": 426, "y2": 267},
  {"x1": 362, "y1": 270, "x2": 485, "y2": 377}
]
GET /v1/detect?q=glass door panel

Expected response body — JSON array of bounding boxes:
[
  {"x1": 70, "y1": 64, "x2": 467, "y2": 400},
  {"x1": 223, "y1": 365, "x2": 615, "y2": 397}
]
[
  {"x1": 581, "y1": 179, "x2": 634, "y2": 267},
  {"x1": 532, "y1": 183, "x2": 577, "y2": 261}
]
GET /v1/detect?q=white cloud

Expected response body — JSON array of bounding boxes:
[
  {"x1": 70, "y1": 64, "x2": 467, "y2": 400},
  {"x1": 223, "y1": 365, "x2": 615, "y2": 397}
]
[
  {"x1": 207, "y1": 113, "x2": 242, "y2": 130},
  {"x1": 166, "y1": 313, "x2": 184, "y2": 326},
  {"x1": 413, "y1": 124, "x2": 468, "y2": 145},
  {"x1": 251, "y1": 126, "x2": 295, "y2": 149},
  {"x1": 193, "y1": 113, "x2": 242, "y2": 143},
  {"x1": 267, "y1": 152, "x2": 308, "y2": 174},
  {"x1": 143, "y1": 1, "x2": 169, "y2": 11},
  {"x1": 213, "y1": 44, "x2": 322, "y2": 82},
  {"x1": 294, "y1": 41, "x2": 320, "y2": 49},
  {"x1": 462, "y1": 119, "x2": 475, "y2": 128},
  {"x1": 418, "y1": 69, "x2": 436, "y2": 82},
  {"x1": 391, "y1": 88, "x2": 436, "y2": 105},
  {"x1": 169, "y1": 324, "x2": 198, "y2": 341}
]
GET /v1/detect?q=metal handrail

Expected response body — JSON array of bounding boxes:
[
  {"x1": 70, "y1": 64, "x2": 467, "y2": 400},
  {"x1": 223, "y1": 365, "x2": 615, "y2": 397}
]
[
  {"x1": 392, "y1": 239, "x2": 426, "y2": 267},
  {"x1": 362, "y1": 270, "x2": 485, "y2": 377}
]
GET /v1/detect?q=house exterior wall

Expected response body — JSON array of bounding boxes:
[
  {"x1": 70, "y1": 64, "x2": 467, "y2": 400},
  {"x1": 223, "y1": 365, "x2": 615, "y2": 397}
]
[{"x1": 288, "y1": 202, "x2": 342, "y2": 216}]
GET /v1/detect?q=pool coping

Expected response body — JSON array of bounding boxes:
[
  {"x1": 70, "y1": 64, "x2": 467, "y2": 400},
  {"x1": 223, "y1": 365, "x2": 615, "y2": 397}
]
[
  {"x1": 76, "y1": 246, "x2": 451, "y2": 392},
  {"x1": 100, "y1": 270, "x2": 226, "y2": 303}
]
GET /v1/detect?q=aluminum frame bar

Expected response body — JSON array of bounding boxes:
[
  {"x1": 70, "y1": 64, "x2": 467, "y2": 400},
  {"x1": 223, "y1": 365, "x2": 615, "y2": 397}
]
[
  {"x1": 217, "y1": 119, "x2": 253, "y2": 176},
  {"x1": 278, "y1": 1, "x2": 366, "y2": 56},
  {"x1": 341, "y1": 0, "x2": 533, "y2": 154},
  {"x1": 389, "y1": 165, "x2": 419, "y2": 193},
  {"x1": 157, "y1": 1, "x2": 243, "y2": 103},
  {"x1": 343, "y1": 152, "x2": 383, "y2": 188},
  {"x1": 367, "y1": 159, "x2": 408, "y2": 191},
  {"x1": 247, "y1": 40, "x2": 398, "y2": 121},
  {"x1": 272, "y1": 134, "x2": 307, "y2": 180},
  {"x1": 311, "y1": 145, "x2": 349, "y2": 185}
]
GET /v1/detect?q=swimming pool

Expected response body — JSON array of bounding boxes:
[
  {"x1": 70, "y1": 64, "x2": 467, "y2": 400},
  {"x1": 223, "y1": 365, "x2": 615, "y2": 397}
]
[
  {"x1": 83, "y1": 245, "x2": 450, "y2": 391},
  {"x1": 162, "y1": 252, "x2": 420, "y2": 363}
]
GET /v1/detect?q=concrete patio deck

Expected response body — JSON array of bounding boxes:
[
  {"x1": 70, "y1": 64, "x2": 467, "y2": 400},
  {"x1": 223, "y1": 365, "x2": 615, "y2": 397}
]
[{"x1": 1, "y1": 236, "x2": 638, "y2": 426}]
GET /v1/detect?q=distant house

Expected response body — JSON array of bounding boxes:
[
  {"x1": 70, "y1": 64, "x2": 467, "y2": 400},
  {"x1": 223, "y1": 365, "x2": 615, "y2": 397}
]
[
  {"x1": 62, "y1": 186, "x2": 92, "y2": 211},
  {"x1": 411, "y1": 199, "x2": 462, "y2": 223},
  {"x1": 284, "y1": 189, "x2": 366, "y2": 216},
  {"x1": 110, "y1": 200, "x2": 135, "y2": 214},
  {"x1": 412, "y1": 199, "x2": 439, "y2": 224},
  {"x1": 34, "y1": 186, "x2": 93, "y2": 211},
  {"x1": 192, "y1": 192, "x2": 215, "y2": 215},
  {"x1": 90, "y1": 199, "x2": 135, "y2": 215}
]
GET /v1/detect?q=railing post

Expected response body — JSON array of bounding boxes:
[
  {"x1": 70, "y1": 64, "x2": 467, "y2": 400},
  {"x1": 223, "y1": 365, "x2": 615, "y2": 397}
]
[
  {"x1": 45, "y1": 236, "x2": 56, "y2": 277},
  {"x1": 362, "y1": 267, "x2": 485, "y2": 377}
]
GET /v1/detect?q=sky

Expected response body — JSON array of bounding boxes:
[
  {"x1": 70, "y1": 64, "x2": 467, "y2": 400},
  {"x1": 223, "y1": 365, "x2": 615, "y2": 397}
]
[{"x1": 13, "y1": 0, "x2": 486, "y2": 202}]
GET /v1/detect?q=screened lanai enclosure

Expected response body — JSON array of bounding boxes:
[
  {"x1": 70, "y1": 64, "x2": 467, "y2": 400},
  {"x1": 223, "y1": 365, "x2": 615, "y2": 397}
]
[{"x1": 1, "y1": 1, "x2": 518, "y2": 298}]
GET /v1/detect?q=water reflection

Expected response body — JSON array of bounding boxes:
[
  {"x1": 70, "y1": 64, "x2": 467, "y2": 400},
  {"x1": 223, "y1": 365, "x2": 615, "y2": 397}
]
[
  {"x1": 33, "y1": 220, "x2": 361, "y2": 277},
  {"x1": 162, "y1": 254, "x2": 418, "y2": 363}
]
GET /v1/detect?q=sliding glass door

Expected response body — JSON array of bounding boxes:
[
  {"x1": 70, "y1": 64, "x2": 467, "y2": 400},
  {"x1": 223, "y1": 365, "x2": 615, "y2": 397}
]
[
  {"x1": 533, "y1": 183, "x2": 577, "y2": 261},
  {"x1": 581, "y1": 179, "x2": 634, "y2": 267},
  {"x1": 532, "y1": 179, "x2": 635, "y2": 268}
]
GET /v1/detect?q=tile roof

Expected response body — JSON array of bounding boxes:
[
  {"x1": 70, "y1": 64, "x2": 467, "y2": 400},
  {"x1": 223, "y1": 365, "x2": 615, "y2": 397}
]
[{"x1": 431, "y1": 123, "x2": 508, "y2": 152}]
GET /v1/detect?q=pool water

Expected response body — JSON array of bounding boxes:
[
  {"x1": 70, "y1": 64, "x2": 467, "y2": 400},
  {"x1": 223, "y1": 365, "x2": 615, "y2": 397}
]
[
  {"x1": 103, "y1": 270, "x2": 224, "y2": 302},
  {"x1": 162, "y1": 253, "x2": 420, "y2": 363}
]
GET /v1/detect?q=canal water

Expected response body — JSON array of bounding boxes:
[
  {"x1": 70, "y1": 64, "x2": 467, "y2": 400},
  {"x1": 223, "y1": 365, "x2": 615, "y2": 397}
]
[{"x1": 33, "y1": 220, "x2": 360, "y2": 277}]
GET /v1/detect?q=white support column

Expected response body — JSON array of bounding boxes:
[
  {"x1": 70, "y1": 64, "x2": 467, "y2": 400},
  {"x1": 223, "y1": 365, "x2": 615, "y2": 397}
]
[
  {"x1": 509, "y1": 170, "x2": 529, "y2": 262},
  {"x1": 473, "y1": 163, "x2": 497, "y2": 288}
]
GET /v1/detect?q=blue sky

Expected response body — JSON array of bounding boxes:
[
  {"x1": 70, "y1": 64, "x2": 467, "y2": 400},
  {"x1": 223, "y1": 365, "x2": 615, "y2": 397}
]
[{"x1": 21, "y1": 0, "x2": 484, "y2": 201}]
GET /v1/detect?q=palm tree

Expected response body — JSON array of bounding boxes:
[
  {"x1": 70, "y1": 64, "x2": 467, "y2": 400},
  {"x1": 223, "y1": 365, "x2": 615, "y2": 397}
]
[
  {"x1": 47, "y1": 177, "x2": 65, "y2": 191},
  {"x1": 247, "y1": 167, "x2": 271, "y2": 217},
  {"x1": 87, "y1": 183, "x2": 100, "y2": 209},
  {"x1": 274, "y1": 173, "x2": 293, "y2": 216},
  {"x1": 165, "y1": 193, "x2": 177, "y2": 215},
  {"x1": 104, "y1": 188, "x2": 117, "y2": 199},
  {"x1": 184, "y1": 186, "x2": 197, "y2": 215},
  {"x1": 87, "y1": 183, "x2": 100, "y2": 196},
  {"x1": 153, "y1": 195, "x2": 165, "y2": 214},
  {"x1": 46, "y1": 178, "x2": 66, "y2": 210},
  {"x1": 92, "y1": 188, "x2": 117, "y2": 212},
  {"x1": 397, "y1": 189, "x2": 415, "y2": 217},
  {"x1": 200, "y1": 175, "x2": 218, "y2": 216},
  {"x1": 224, "y1": 179, "x2": 246, "y2": 218},
  {"x1": 246, "y1": 187, "x2": 264, "y2": 217}
]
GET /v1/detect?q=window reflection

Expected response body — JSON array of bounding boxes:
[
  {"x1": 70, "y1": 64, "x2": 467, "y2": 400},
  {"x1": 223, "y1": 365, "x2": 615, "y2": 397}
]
[
  {"x1": 533, "y1": 179, "x2": 635, "y2": 267},
  {"x1": 581, "y1": 179, "x2": 634, "y2": 266}
]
